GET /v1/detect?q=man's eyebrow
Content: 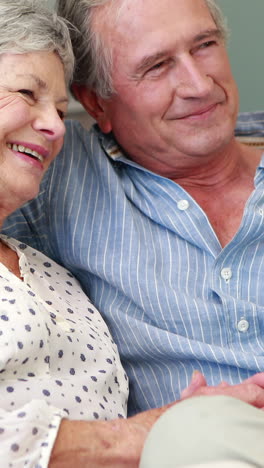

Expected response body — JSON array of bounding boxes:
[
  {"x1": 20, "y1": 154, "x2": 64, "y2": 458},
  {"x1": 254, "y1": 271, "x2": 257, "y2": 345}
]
[
  {"x1": 133, "y1": 28, "x2": 223, "y2": 77},
  {"x1": 193, "y1": 28, "x2": 223, "y2": 42}
]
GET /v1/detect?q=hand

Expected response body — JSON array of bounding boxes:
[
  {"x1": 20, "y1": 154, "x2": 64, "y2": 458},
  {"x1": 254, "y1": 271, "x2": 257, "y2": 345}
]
[{"x1": 181, "y1": 371, "x2": 264, "y2": 409}]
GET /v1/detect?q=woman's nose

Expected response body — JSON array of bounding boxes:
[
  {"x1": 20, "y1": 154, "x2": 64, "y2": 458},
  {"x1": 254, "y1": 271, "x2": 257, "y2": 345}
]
[{"x1": 32, "y1": 105, "x2": 66, "y2": 140}]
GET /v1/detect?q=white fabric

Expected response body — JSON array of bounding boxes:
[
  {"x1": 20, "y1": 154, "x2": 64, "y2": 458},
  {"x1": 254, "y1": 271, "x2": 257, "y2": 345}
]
[
  {"x1": 0, "y1": 235, "x2": 128, "y2": 468},
  {"x1": 179, "y1": 463, "x2": 254, "y2": 468},
  {"x1": 140, "y1": 395, "x2": 264, "y2": 468}
]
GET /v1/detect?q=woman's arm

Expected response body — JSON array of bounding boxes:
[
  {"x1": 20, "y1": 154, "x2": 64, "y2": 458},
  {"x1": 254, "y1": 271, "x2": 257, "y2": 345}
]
[
  {"x1": 49, "y1": 404, "x2": 172, "y2": 468},
  {"x1": 51, "y1": 372, "x2": 264, "y2": 468}
]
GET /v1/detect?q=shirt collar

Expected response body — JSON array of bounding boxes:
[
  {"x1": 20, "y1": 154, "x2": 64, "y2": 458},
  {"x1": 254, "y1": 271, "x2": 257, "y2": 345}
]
[
  {"x1": 94, "y1": 123, "x2": 264, "y2": 174},
  {"x1": 94, "y1": 124, "x2": 152, "y2": 173}
]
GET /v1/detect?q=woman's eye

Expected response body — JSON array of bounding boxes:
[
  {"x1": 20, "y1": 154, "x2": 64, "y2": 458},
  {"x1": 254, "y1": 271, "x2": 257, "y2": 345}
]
[
  {"x1": 57, "y1": 109, "x2": 65, "y2": 120},
  {"x1": 18, "y1": 89, "x2": 35, "y2": 99}
]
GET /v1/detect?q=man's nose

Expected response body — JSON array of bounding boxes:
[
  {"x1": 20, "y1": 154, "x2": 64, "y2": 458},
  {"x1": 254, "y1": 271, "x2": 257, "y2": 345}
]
[{"x1": 175, "y1": 56, "x2": 213, "y2": 99}]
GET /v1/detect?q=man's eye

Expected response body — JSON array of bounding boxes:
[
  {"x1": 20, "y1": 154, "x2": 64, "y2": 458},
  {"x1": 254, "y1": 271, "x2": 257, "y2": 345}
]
[
  {"x1": 148, "y1": 60, "x2": 170, "y2": 74},
  {"x1": 150, "y1": 62, "x2": 164, "y2": 71},
  {"x1": 200, "y1": 40, "x2": 217, "y2": 49}
]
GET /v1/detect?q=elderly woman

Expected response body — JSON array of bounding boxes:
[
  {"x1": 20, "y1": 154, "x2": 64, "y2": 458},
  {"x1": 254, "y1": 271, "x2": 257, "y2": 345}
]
[{"x1": 0, "y1": 1, "x2": 128, "y2": 466}]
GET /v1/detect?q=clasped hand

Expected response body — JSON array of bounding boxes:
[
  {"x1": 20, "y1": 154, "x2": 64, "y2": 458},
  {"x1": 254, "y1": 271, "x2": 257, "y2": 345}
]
[{"x1": 181, "y1": 370, "x2": 264, "y2": 409}]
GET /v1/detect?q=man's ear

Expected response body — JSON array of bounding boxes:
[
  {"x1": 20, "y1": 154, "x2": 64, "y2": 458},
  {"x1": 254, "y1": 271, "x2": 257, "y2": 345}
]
[{"x1": 72, "y1": 84, "x2": 112, "y2": 134}]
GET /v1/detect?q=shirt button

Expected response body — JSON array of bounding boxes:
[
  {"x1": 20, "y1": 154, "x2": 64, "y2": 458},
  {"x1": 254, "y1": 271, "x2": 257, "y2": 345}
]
[
  {"x1": 177, "y1": 200, "x2": 189, "y2": 211},
  {"x1": 237, "y1": 319, "x2": 249, "y2": 333},
  {"x1": 220, "y1": 267, "x2": 232, "y2": 281},
  {"x1": 258, "y1": 208, "x2": 264, "y2": 216}
]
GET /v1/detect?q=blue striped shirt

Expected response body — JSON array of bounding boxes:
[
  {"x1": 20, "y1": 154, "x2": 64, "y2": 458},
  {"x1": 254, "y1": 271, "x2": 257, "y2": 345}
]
[{"x1": 3, "y1": 111, "x2": 264, "y2": 416}]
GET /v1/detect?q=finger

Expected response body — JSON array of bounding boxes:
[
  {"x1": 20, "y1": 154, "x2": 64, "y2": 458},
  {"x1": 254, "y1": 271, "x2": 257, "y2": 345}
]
[
  {"x1": 217, "y1": 381, "x2": 230, "y2": 388},
  {"x1": 192, "y1": 383, "x2": 264, "y2": 409},
  {"x1": 180, "y1": 371, "x2": 207, "y2": 399},
  {"x1": 242, "y1": 372, "x2": 264, "y2": 388}
]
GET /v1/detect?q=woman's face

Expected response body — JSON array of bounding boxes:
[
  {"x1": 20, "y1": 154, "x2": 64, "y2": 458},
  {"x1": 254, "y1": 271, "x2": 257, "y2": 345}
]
[{"x1": 0, "y1": 50, "x2": 68, "y2": 207}]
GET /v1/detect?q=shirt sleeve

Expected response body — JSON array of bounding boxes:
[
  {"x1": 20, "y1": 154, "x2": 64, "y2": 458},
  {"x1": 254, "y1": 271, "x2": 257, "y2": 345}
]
[
  {"x1": 0, "y1": 400, "x2": 66, "y2": 468},
  {"x1": 2, "y1": 176, "x2": 49, "y2": 254}
]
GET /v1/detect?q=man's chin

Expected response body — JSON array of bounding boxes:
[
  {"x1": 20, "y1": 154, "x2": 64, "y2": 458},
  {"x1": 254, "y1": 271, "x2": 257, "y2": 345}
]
[{"x1": 174, "y1": 131, "x2": 234, "y2": 158}]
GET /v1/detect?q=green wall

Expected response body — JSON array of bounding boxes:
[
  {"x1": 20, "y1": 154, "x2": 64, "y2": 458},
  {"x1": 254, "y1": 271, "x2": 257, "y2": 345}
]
[{"x1": 219, "y1": 0, "x2": 264, "y2": 112}]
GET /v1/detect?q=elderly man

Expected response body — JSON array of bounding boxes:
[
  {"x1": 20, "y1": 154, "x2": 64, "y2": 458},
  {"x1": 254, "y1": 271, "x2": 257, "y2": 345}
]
[{"x1": 4, "y1": 0, "x2": 264, "y2": 465}]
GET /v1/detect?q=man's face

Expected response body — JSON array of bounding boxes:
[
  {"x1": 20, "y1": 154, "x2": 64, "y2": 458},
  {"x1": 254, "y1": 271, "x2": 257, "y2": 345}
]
[{"x1": 95, "y1": 0, "x2": 239, "y2": 175}]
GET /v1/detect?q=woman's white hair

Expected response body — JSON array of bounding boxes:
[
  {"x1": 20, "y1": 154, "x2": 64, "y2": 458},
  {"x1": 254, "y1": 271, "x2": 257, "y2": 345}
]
[
  {"x1": 0, "y1": 0, "x2": 74, "y2": 83},
  {"x1": 57, "y1": 0, "x2": 228, "y2": 98}
]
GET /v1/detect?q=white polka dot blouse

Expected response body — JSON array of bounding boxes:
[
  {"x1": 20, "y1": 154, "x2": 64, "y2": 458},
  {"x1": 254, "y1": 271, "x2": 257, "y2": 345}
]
[{"x1": 0, "y1": 235, "x2": 128, "y2": 467}]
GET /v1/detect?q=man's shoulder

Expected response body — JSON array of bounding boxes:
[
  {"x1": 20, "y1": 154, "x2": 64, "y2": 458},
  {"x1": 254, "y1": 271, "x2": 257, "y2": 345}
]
[
  {"x1": 235, "y1": 111, "x2": 264, "y2": 149},
  {"x1": 61, "y1": 119, "x2": 121, "y2": 166},
  {"x1": 63, "y1": 119, "x2": 102, "y2": 148},
  {"x1": 235, "y1": 111, "x2": 264, "y2": 137},
  {"x1": 61, "y1": 119, "x2": 118, "y2": 161}
]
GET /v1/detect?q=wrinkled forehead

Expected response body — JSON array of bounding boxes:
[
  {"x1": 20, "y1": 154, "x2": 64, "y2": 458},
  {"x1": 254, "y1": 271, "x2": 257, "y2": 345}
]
[
  {"x1": 92, "y1": 0, "x2": 216, "y2": 53},
  {"x1": 92, "y1": 0, "x2": 214, "y2": 42}
]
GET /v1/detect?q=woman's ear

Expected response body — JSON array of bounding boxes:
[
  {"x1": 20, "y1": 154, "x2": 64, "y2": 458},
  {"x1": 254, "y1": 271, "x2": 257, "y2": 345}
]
[{"x1": 72, "y1": 84, "x2": 112, "y2": 133}]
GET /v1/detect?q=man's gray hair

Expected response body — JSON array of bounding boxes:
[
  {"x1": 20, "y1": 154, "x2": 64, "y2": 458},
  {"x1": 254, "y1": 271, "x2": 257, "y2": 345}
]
[
  {"x1": 0, "y1": 0, "x2": 74, "y2": 84},
  {"x1": 57, "y1": 0, "x2": 228, "y2": 98}
]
